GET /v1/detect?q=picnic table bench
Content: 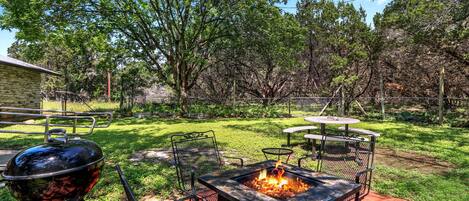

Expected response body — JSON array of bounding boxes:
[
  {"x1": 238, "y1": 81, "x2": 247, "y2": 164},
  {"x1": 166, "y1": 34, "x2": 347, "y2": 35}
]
[
  {"x1": 338, "y1": 126, "x2": 380, "y2": 137},
  {"x1": 282, "y1": 126, "x2": 318, "y2": 146}
]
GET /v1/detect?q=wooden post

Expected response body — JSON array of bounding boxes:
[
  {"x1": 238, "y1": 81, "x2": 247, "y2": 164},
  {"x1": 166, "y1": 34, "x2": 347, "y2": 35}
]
[
  {"x1": 73, "y1": 118, "x2": 77, "y2": 134},
  {"x1": 319, "y1": 85, "x2": 342, "y2": 116},
  {"x1": 288, "y1": 97, "x2": 291, "y2": 115},
  {"x1": 438, "y1": 66, "x2": 445, "y2": 124},
  {"x1": 355, "y1": 100, "x2": 367, "y2": 115},
  {"x1": 380, "y1": 73, "x2": 385, "y2": 120},
  {"x1": 44, "y1": 117, "x2": 49, "y2": 143}
]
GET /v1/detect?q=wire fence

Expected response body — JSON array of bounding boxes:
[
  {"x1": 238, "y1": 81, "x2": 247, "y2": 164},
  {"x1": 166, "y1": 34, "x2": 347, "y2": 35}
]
[
  {"x1": 44, "y1": 95, "x2": 468, "y2": 127},
  {"x1": 125, "y1": 96, "x2": 468, "y2": 125}
]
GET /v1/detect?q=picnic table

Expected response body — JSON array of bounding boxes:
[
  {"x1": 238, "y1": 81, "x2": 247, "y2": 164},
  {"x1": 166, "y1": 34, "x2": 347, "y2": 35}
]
[
  {"x1": 304, "y1": 116, "x2": 360, "y2": 136},
  {"x1": 303, "y1": 116, "x2": 360, "y2": 158}
]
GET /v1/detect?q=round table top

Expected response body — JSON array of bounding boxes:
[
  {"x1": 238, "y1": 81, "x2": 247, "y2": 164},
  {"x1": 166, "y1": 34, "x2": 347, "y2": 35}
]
[{"x1": 304, "y1": 116, "x2": 360, "y2": 124}]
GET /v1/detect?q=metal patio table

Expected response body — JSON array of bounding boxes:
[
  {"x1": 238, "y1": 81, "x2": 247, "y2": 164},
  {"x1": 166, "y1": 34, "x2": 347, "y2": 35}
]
[
  {"x1": 303, "y1": 116, "x2": 360, "y2": 157},
  {"x1": 198, "y1": 160, "x2": 361, "y2": 201}
]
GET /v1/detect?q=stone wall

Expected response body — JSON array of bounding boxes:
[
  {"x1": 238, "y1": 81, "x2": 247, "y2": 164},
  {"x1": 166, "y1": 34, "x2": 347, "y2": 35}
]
[{"x1": 0, "y1": 64, "x2": 42, "y2": 110}]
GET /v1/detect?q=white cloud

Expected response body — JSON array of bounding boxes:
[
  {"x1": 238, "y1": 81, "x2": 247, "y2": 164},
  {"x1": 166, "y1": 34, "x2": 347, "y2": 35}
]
[{"x1": 375, "y1": 0, "x2": 389, "y2": 5}]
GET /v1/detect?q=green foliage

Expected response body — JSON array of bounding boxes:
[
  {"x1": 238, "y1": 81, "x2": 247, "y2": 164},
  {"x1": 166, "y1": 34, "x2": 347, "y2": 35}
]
[
  {"x1": 199, "y1": 0, "x2": 306, "y2": 103},
  {"x1": 129, "y1": 102, "x2": 288, "y2": 118},
  {"x1": 0, "y1": 0, "x2": 119, "y2": 99},
  {"x1": 378, "y1": 0, "x2": 468, "y2": 65},
  {"x1": 95, "y1": 0, "x2": 245, "y2": 114},
  {"x1": 297, "y1": 0, "x2": 375, "y2": 110},
  {"x1": 116, "y1": 62, "x2": 154, "y2": 109}
]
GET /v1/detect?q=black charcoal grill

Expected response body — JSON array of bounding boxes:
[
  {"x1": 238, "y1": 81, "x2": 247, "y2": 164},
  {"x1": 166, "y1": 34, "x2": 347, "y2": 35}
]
[{"x1": 1, "y1": 128, "x2": 104, "y2": 201}]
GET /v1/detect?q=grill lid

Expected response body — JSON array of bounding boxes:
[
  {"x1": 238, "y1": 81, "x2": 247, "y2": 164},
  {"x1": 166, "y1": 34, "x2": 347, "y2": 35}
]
[{"x1": 2, "y1": 128, "x2": 104, "y2": 180}]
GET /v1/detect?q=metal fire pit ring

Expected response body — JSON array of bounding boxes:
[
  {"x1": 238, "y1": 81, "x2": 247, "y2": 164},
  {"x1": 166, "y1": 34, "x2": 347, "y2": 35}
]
[{"x1": 262, "y1": 148, "x2": 294, "y2": 163}]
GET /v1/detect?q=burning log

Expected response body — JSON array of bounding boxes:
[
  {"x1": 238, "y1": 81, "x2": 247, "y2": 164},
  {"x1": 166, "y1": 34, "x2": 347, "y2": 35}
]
[{"x1": 242, "y1": 160, "x2": 310, "y2": 199}]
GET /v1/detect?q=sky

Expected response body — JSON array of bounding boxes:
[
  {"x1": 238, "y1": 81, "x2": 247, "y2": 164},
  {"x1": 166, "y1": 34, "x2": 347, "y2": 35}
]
[{"x1": 0, "y1": 0, "x2": 390, "y2": 56}]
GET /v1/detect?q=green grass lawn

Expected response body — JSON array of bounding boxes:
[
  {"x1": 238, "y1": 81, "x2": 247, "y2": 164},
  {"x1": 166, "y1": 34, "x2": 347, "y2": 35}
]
[
  {"x1": 0, "y1": 117, "x2": 468, "y2": 201},
  {"x1": 42, "y1": 101, "x2": 119, "y2": 112}
]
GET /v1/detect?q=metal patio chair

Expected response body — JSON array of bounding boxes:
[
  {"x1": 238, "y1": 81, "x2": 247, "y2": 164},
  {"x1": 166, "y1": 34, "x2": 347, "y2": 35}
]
[
  {"x1": 299, "y1": 135, "x2": 376, "y2": 200},
  {"x1": 115, "y1": 165, "x2": 137, "y2": 201},
  {"x1": 171, "y1": 130, "x2": 244, "y2": 201}
]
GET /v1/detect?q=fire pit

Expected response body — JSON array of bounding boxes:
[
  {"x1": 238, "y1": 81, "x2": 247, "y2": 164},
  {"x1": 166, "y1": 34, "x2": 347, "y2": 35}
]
[{"x1": 198, "y1": 160, "x2": 361, "y2": 201}]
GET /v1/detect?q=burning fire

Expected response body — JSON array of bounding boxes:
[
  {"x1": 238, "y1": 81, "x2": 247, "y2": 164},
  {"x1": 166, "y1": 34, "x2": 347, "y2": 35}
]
[{"x1": 243, "y1": 160, "x2": 310, "y2": 199}]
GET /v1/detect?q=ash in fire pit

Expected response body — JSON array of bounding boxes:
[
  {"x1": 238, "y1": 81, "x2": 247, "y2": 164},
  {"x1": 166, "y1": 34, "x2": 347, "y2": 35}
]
[{"x1": 233, "y1": 161, "x2": 315, "y2": 200}]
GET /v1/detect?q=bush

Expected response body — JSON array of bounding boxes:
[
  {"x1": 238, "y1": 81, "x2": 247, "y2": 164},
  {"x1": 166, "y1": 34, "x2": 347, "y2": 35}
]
[{"x1": 126, "y1": 102, "x2": 289, "y2": 118}]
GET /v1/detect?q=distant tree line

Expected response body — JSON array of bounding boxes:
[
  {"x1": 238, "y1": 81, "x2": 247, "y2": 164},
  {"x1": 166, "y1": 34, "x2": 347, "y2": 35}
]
[{"x1": 0, "y1": 0, "x2": 467, "y2": 115}]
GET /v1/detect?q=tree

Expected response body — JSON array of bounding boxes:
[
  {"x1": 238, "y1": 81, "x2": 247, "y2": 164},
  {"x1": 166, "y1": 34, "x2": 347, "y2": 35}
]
[
  {"x1": 0, "y1": 0, "x2": 117, "y2": 100},
  {"x1": 376, "y1": 0, "x2": 469, "y2": 123},
  {"x1": 297, "y1": 0, "x2": 375, "y2": 114},
  {"x1": 230, "y1": 1, "x2": 305, "y2": 105},
  {"x1": 117, "y1": 62, "x2": 153, "y2": 111},
  {"x1": 94, "y1": 0, "x2": 239, "y2": 115}
]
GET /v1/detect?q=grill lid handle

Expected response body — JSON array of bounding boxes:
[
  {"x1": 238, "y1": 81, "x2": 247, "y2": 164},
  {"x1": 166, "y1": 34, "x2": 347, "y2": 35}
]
[{"x1": 46, "y1": 128, "x2": 68, "y2": 143}]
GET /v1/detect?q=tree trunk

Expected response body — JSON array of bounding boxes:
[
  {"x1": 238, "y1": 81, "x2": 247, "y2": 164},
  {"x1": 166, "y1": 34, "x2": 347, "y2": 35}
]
[
  {"x1": 119, "y1": 78, "x2": 124, "y2": 110},
  {"x1": 178, "y1": 83, "x2": 189, "y2": 116},
  {"x1": 380, "y1": 72, "x2": 385, "y2": 120},
  {"x1": 438, "y1": 66, "x2": 445, "y2": 124},
  {"x1": 232, "y1": 79, "x2": 236, "y2": 105},
  {"x1": 339, "y1": 87, "x2": 345, "y2": 116}
]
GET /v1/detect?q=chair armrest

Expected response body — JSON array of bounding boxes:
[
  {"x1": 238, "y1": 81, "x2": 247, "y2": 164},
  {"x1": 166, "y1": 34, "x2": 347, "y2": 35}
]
[
  {"x1": 355, "y1": 168, "x2": 373, "y2": 183},
  {"x1": 224, "y1": 156, "x2": 244, "y2": 167}
]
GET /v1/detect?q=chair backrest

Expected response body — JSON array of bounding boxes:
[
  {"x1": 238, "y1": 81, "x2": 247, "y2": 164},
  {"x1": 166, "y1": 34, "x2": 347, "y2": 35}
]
[
  {"x1": 171, "y1": 130, "x2": 222, "y2": 191},
  {"x1": 115, "y1": 165, "x2": 137, "y2": 201},
  {"x1": 318, "y1": 135, "x2": 375, "y2": 197}
]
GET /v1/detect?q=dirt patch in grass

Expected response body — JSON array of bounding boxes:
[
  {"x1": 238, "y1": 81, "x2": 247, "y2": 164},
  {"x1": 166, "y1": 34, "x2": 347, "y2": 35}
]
[
  {"x1": 374, "y1": 148, "x2": 456, "y2": 174},
  {"x1": 129, "y1": 149, "x2": 174, "y2": 165}
]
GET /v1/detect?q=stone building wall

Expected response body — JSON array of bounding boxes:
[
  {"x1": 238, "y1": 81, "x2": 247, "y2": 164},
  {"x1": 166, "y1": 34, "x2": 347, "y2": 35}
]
[{"x1": 0, "y1": 64, "x2": 42, "y2": 109}]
